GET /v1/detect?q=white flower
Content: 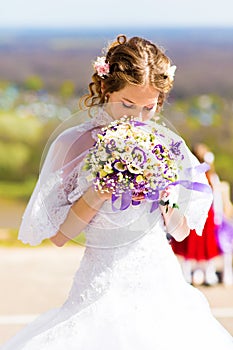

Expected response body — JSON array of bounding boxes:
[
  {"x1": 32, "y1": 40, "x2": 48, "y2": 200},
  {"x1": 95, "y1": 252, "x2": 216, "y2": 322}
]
[
  {"x1": 160, "y1": 186, "x2": 179, "y2": 208},
  {"x1": 165, "y1": 65, "x2": 176, "y2": 81},
  {"x1": 127, "y1": 163, "x2": 143, "y2": 174}
]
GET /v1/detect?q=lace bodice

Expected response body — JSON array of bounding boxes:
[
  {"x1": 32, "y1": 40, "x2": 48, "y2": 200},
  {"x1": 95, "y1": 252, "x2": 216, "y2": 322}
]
[{"x1": 64, "y1": 215, "x2": 168, "y2": 313}]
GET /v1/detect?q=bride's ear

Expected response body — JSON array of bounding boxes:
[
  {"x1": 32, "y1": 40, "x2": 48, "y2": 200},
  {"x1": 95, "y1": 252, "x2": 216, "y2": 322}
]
[{"x1": 101, "y1": 81, "x2": 110, "y2": 101}]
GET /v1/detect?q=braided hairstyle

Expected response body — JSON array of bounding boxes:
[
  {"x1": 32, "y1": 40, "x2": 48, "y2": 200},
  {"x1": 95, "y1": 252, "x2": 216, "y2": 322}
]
[{"x1": 80, "y1": 34, "x2": 175, "y2": 112}]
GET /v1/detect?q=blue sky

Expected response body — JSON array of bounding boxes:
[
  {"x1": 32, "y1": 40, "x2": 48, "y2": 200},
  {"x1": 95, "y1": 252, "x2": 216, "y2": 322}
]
[{"x1": 0, "y1": 0, "x2": 233, "y2": 28}]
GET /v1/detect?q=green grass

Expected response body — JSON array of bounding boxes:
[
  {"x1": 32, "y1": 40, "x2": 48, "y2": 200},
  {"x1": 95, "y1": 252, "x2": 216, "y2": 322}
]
[
  {"x1": 0, "y1": 228, "x2": 52, "y2": 247},
  {"x1": 68, "y1": 232, "x2": 86, "y2": 246},
  {"x1": 0, "y1": 228, "x2": 86, "y2": 248},
  {"x1": 0, "y1": 178, "x2": 36, "y2": 201}
]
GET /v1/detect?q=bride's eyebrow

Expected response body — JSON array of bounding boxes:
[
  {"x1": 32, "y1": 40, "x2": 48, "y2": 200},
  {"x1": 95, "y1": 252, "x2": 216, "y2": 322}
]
[
  {"x1": 122, "y1": 97, "x2": 155, "y2": 108},
  {"x1": 122, "y1": 97, "x2": 135, "y2": 104}
]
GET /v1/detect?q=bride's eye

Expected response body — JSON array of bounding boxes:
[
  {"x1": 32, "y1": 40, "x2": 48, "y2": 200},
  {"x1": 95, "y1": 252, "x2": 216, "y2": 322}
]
[
  {"x1": 143, "y1": 105, "x2": 154, "y2": 111},
  {"x1": 122, "y1": 101, "x2": 134, "y2": 109}
]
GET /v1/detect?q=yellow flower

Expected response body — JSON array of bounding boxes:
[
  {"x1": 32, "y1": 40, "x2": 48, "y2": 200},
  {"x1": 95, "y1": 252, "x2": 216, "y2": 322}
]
[
  {"x1": 118, "y1": 172, "x2": 123, "y2": 182},
  {"x1": 98, "y1": 134, "x2": 104, "y2": 141},
  {"x1": 103, "y1": 164, "x2": 113, "y2": 174},
  {"x1": 136, "y1": 175, "x2": 144, "y2": 183},
  {"x1": 99, "y1": 169, "x2": 108, "y2": 178},
  {"x1": 150, "y1": 182, "x2": 157, "y2": 189}
]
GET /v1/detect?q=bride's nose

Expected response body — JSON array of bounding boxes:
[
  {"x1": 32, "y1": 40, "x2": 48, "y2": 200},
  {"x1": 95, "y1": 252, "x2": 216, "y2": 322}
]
[
  {"x1": 129, "y1": 106, "x2": 143, "y2": 120},
  {"x1": 130, "y1": 106, "x2": 154, "y2": 121}
]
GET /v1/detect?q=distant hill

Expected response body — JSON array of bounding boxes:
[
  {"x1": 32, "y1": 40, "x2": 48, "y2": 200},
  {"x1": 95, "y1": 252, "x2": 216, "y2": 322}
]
[{"x1": 0, "y1": 27, "x2": 232, "y2": 98}]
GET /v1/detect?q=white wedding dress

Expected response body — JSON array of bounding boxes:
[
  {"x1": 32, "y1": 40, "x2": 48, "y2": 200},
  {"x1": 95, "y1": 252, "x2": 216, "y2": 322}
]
[{"x1": 1, "y1": 107, "x2": 232, "y2": 350}]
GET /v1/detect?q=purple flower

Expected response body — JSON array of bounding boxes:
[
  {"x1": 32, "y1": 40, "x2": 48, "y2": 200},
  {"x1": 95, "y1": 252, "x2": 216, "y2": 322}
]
[
  {"x1": 152, "y1": 144, "x2": 164, "y2": 160},
  {"x1": 169, "y1": 140, "x2": 182, "y2": 156},
  {"x1": 132, "y1": 146, "x2": 147, "y2": 165},
  {"x1": 106, "y1": 139, "x2": 116, "y2": 153}
]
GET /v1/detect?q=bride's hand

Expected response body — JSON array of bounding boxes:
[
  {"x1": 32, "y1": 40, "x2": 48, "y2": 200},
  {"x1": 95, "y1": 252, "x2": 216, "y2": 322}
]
[
  {"x1": 132, "y1": 193, "x2": 145, "y2": 201},
  {"x1": 94, "y1": 189, "x2": 146, "y2": 203},
  {"x1": 81, "y1": 186, "x2": 112, "y2": 211},
  {"x1": 96, "y1": 189, "x2": 112, "y2": 201}
]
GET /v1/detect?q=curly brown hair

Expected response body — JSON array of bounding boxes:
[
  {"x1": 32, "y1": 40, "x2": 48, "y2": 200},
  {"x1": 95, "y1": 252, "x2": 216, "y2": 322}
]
[{"x1": 80, "y1": 34, "x2": 175, "y2": 112}]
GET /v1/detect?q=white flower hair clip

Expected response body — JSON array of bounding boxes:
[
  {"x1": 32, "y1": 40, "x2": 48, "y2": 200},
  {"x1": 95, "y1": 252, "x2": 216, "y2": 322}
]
[
  {"x1": 164, "y1": 65, "x2": 176, "y2": 81},
  {"x1": 93, "y1": 56, "x2": 110, "y2": 78}
]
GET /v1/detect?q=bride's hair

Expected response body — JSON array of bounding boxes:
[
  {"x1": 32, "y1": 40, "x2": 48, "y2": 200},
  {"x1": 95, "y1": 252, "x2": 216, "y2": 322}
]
[{"x1": 80, "y1": 34, "x2": 174, "y2": 111}]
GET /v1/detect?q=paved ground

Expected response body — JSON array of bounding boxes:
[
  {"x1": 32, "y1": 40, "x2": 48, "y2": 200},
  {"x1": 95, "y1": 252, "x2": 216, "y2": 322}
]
[{"x1": 0, "y1": 246, "x2": 233, "y2": 346}]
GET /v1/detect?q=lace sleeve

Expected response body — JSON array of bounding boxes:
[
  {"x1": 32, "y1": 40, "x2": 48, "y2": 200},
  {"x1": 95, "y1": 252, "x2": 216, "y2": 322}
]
[
  {"x1": 18, "y1": 120, "x2": 95, "y2": 246},
  {"x1": 18, "y1": 172, "x2": 71, "y2": 245}
]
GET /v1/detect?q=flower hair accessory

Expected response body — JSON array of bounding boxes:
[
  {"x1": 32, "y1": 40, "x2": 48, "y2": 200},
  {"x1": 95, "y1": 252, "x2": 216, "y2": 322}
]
[
  {"x1": 93, "y1": 56, "x2": 110, "y2": 78},
  {"x1": 164, "y1": 65, "x2": 176, "y2": 81}
]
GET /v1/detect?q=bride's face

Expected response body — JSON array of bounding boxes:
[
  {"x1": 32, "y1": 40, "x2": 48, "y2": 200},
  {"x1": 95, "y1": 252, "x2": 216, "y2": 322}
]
[{"x1": 107, "y1": 84, "x2": 160, "y2": 121}]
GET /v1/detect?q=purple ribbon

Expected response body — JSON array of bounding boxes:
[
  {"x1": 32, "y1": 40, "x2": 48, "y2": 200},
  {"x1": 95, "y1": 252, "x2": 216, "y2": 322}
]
[
  {"x1": 111, "y1": 162, "x2": 212, "y2": 213},
  {"x1": 168, "y1": 180, "x2": 212, "y2": 193},
  {"x1": 146, "y1": 191, "x2": 160, "y2": 212},
  {"x1": 184, "y1": 162, "x2": 210, "y2": 177},
  {"x1": 112, "y1": 192, "x2": 132, "y2": 212},
  {"x1": 129, "y1": 120, "x2": 146, "y2": 127},
  {"x1": 132, "y1": 200, "x2": 141, "y2": 206},
  {"x1": 148, "y1": 179, "x2": 212, "y2": 213}
]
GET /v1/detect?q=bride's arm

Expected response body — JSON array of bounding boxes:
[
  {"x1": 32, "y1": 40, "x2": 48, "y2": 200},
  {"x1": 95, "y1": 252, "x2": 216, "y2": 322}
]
[
  {"x1": 160, "y1": 205, "x2": 190, "y2": 242},
  {"x1": 50, "y1": 187, "x2": 110, "y2": 247}
]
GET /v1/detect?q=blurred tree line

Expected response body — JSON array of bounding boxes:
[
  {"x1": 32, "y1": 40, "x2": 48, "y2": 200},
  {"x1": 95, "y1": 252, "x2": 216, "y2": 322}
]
[
  {"x1": 165, "y1": 94, "x2": 233, "y2": 197},
  {"x1": 0, "y1": 81, "x2": 77, "y2": 200},
  {"x1": 0, "y1": 81, "x2": 233, "y2": 201}
]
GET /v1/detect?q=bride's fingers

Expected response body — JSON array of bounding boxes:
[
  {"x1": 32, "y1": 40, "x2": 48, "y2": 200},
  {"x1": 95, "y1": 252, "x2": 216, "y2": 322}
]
[{"x1": 132, "y1": 194, "x2": 145, "y2": 201}]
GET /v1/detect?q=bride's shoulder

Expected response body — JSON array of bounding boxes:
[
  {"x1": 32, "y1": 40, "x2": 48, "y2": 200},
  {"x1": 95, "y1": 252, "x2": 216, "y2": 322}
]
[{"x1": 52, "y1": 120, "x2": 94, "y2": 147}]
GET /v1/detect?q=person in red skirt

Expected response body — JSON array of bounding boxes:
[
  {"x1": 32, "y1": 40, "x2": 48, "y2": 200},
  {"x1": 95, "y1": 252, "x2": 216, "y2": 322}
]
[{"x1": 171, "y1": 143, "x2": 222, "y2": 285}]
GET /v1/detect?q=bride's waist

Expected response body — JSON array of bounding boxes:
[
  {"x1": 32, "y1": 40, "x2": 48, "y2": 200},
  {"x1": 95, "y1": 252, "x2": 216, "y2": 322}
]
[
  {"x1": 84, "y1": 205, "x2": 164, "y2": 249},
  {"x1": 82, "y1": 222, "x2": 167, "y2": 261}
]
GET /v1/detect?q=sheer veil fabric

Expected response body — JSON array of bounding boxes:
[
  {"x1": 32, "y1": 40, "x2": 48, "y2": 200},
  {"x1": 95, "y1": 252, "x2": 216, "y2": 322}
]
[
  {"x1": 2, "y1": 105, "x2": 232, "y2": 350},
  {"x1": 18, "y1": 104, "x2": 213, "y2": 248}
]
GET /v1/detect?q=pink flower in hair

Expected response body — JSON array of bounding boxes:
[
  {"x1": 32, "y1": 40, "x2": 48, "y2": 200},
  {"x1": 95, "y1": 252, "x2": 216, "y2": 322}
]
[{"x1": 93, "y1": 56, "x2": 110, "y2": 77}]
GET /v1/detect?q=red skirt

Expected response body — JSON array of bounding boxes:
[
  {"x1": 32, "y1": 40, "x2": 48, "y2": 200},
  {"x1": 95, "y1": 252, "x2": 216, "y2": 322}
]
[{"x1": 171, "y1": 205, "x2": 221, "y2": 260}]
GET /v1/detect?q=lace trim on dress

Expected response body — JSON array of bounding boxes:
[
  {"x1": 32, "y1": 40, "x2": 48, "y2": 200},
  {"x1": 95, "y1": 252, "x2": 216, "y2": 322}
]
[
  {"x1": 18, "y1": 171, "x2": 71, "y2": 245},
  {"x1": 92, "y1": 107, "x2": 114, "y2": 127}
]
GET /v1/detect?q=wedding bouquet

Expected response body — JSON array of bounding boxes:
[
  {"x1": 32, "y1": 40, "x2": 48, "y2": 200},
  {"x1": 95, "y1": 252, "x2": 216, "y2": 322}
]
[{"x1": 83, "y1": 117, "x2": 185, "y2": 212}]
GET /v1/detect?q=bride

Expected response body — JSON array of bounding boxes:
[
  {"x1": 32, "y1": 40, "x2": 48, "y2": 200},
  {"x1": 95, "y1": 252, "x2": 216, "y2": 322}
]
[{"x1": 1, "y1": 34, "x2": 232, "y2": 350}]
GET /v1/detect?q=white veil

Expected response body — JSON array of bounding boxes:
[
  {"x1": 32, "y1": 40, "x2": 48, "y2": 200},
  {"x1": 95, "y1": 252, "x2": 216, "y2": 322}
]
[{"x1": 18, "y1": 103, "x2": 213, "y2": 248}]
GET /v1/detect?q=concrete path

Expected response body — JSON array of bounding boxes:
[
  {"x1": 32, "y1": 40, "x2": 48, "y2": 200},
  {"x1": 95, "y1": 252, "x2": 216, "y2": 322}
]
[{"x1": 0, "y1": 246, "x2": 233, "y2": 346}]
